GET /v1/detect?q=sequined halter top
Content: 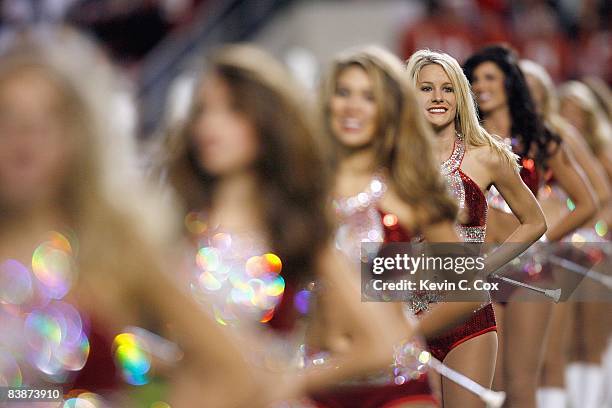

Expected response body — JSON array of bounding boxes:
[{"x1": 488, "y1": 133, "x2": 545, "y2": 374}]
[{"x1": 441, "y1": 134, "x2": 488, "y2": 243}]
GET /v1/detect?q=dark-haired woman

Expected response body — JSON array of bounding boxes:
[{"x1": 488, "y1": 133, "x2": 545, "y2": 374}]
[{"x1": 464, "y1": 45, "x2": 596, "y2": 408}]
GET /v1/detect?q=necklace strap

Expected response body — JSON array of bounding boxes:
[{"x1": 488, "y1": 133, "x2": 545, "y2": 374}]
[
  {"x1": 440, "y1": 132, "x2": 465, "y2": 176},
  {"x1": 333, "y1": 173, "x2": 387, "y2": 217}
]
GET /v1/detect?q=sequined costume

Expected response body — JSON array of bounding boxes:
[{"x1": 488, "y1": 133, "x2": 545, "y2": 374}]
[
  {"x1": 520, "y1": 157, "x2": 540, "y2": 197},
  {"x1": 484, "y1": 138, "x2": 550, "y2": 303},
  {"x1": 71, "y1": 318, "x2": 120, "y2": 392},
  {"x1": 185, "y1": 220, "x2": 295, "y2": 330},
  {"x1": 380, "y1": 216, "x2": 496, "y2": 362},
  {"x1": 311, "y1": 378, "x2": 436, "y2": 408},
  {"x1": 0, "y1": 233, "x2": 118, "y2": 396},
  {"x1": 441, "y1": 133, "x2": 487, "y2": 243},
  {"x1": 424, "y1": 133, "x2": 496, "y2": 361},
  {"x1": 490, "y1": 171, "x2": 609, "y2": 303},
  {"x1": 489, "y1": 159, "x2": 562, "y2": 305},
  {"x1": 312, "y1": 178, "x2": 438, "y2": 407}
]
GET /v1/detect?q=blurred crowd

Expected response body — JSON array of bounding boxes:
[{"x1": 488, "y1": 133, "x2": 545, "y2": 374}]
[
  {"x1": 0, "y1": 1, "x2": 611, "y2": 408},
  {"x1": 401, "y1": 0, "x2": 611, "y2": 83}
]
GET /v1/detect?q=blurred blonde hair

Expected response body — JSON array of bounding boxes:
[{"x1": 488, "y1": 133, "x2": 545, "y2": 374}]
[
  {"x1": 519, "y1": 59, "x2": 575, "y2": 141},
  {"x1": 559, "y1": 80, "x2": 611, "y2": 154},
  {"x1": 0, "y1": 29, "x2": 179, "y2": 316},
  {"x1": 320, "y1": 45, "x2": 457, "y2": 225},
  {"x1": 405, "y1": 49, "x2": 518, "y2": 170},
  {"x1": 582, "y1": 76, "x2": 612, "y2": 120}
]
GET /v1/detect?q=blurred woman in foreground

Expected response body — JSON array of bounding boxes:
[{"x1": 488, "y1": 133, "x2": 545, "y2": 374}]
[{"x1": 0, "y1": 33, "x2": 298, "y2": 407}]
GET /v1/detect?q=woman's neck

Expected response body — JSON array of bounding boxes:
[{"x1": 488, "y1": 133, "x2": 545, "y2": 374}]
[
  {"x1": 335, "y1": 146, "x2": 379, "y2": 197},
  {"x1": 0, "y1": 201, "x2": 66, "y2": 254},
  {"x1": 433, "y1": 122, "x2": 457, "y2": 164},
  {"x1": 337, "y1": 146, "x2": 377, "y2": 178},
  {"x1": 210, "y1": 170, "x2": 262, "y2": 232},
  {"x1": 483, "y1": 105, "x2": 512, "y2": 138}
]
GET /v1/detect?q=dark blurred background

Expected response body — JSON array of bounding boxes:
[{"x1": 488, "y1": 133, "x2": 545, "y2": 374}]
[{"x1": 1, "y1": 0, "x2": 609, "y2": 135}]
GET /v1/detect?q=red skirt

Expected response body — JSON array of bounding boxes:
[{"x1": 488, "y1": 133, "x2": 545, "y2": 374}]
[{"x1": 311, "y1": 374, "x2": 438, "y2": 408}]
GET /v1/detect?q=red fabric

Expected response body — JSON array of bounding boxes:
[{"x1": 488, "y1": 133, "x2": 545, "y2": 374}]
[
  {"x1": 426, "y1": 303, "x2": 497, "y2": 361},
  {"x1": 460, "y1": 170, "x2": 488, "y2": 228},
  {"x1": 311, "y1": 210, "x2": 437, "y2": 406},
  {"x1": 379, "y1": 205, "x2": 496, "y2": 361},
  {"x1": 71, "y1": 317, "x2": 119, "y2": 392},
  {"x1": 492, "y1": 257, "x2": 555, "y2": 304},
  {"x1": 312, "y1": 375, "x2": 437, "y2": 408},
  {"x1": 519, "y1": 157, "x2": 540, "y2": 197},
  {"x1": 379, "y1": 209, "x2": 413, "y2": 243},
  {"x1": 267, "y1": 282, "x2": 298, "y2": 332}
]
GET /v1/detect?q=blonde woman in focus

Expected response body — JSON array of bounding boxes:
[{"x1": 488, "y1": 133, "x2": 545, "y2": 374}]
[{"x1": 406, "y1": 49, "x2": 547, "y2": 408}]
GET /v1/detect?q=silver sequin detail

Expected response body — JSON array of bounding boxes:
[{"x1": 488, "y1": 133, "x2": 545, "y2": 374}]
[
  {"x1": 441, "y1": 133, "x2": 466, "y2": 211},
  {"x1": 459, "y1": 226, "x2": 486, "y2": 243},
  {"x1": 405, "y1": 292, "x2": 444, "y2": 313},
  {"x1": 333, "y1": 174, "x2": 386, "y2": 217},
  {"x1": 333, "y1": 174, "x2": 387, "y2": 262},
  {"x1": 441, "y1": 133, "x2": 487, "y2": 244}
]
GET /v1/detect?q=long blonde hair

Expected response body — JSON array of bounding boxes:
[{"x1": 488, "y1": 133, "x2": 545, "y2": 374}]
[
  {"x1": 0, "y1": 30, "x2": 178, "y2": 321},
  {"x1": 519, "y1": 59, "x2": 572, "y2": 139},
  {"x1": 320, "y1": 45, "x2": 457, "y2": 225},
  {"x1": 405, "y1": 49, "x2": 518, "y2": 170},
  {"x1": 559, "y1": 80, "x2": 611, "y2": 154}
]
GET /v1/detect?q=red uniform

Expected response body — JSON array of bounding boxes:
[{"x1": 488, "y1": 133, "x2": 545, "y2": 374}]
[{"x1": 427, "y1": 134, "x2": 496, "y2": 361}]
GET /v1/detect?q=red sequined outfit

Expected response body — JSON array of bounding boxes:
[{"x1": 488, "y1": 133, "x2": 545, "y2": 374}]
[
  {"x1": 488, "y1": 140, "x2": 540, "y2": 213},
  {"x1": 423, "y1": 134, "x2": 496, "y2": 361},
  {"x1": 441, "y1": 134, "x2": 488, "y2": 242},
  {"x1": 380, "y1": 208, "x2": 496, "y2": 362},
  {"x1": 312, "y1": 377, "x2": 436, "y2": 408},
  {"x1": 425, "y1": 303, "x2": 497, "y2": 361},
  {"x1": 313, "y1": 195, "x2": 438, "y2": 407}
]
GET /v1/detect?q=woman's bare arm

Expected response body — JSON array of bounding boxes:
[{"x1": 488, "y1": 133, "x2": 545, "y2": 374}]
[
  {"x1": 544, "y1": 144, "x2": 597, "y2": 240},
  {"x1": 484, "y1": 152, "x2": 547, "y2": 273},
  {"x1": 418, "y1": 220, "x2": 484, "y2": 338}
]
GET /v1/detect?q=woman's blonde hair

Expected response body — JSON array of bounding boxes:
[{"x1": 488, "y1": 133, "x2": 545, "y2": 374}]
[
  {"x1": 320, "y1": 45, "x2": 457, "y2": 225},
  {"x1": 559, "y1": 80, "x2": 611, "y2": 154},
  {"x1": 0, "y1": 29, "x2": 178, "y2": 320},
  {"x1": 519, "y1": 59, "x2": 573, "y2": 139},
  {"x1": 405, "y1": 49, "x2": 518, "y2": 169},
  {"x1": 582, "y1": 76, "x2": 612, "y2": 120}
]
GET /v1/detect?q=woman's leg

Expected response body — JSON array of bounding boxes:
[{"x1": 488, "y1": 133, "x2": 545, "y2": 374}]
[
  {"x1": 537, "y1": 301, "x2": 571, "y2": 408},
  {"x1": 503, "y1": 299, "x2": 552, "y2": 408},
  {"x1": 540, "y1": 302, "x2": 571, "y2": 387},
  {"x1": 566, "y1": 301, "x2": 611, "y2": 408},
  {"x1": 441, "y1": 331, "x2": 498, "y2": 408},
  {"x1": 491, "y1": 303, "x2": 505, "y2": 391}
]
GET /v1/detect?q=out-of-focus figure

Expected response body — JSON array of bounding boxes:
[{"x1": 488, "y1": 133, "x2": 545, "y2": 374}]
[{"x1": 0, "y1": 30, "x2": 292, "y2": 408}]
